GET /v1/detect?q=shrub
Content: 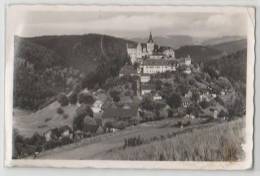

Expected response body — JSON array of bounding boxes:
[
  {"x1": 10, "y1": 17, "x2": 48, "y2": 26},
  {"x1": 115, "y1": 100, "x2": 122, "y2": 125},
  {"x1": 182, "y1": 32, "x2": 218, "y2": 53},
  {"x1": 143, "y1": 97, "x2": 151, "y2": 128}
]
[
  {"x1": 140, "y1": 96, "x2": 154, "y2": 111},
  {"x1": 68, "y1": 92, "x2": 78, "y2": 104},
  {"x1": 73, "y1": 104, "x2": 94, "y2": 131},
  {"x1": 166, "y1": 93, "x2": 182, "y2": 109},
  {"x1": 78, "y1": 92, "x2": 95, "y2": 105},
  {"x1": 57, "y1": 107, "x2": 64, "y2": 114},
  {"x1": 199, "y1": 101, "x2": 210, "y2": 109},
  {"x1": 44, "y1": 117, "x2": 52, "y2": 122},
  {"x1": 109, "y1": 90, "x2": 121, "y2": 102},
  {"x1": 63, "y1": 114, "x2": 69, "y2": 119},
  {"x1": 83, "y1": 116, "x2": 98, "y2": 134},
  {"x1": 57, "y1": 93, "x2": 69, "y2": 106},
  {"x1": 218, "y1": 110, "x2": 228, "y2": 118},
  {"x1": 123, "y1": 136, "x2": 144, "y2": 148}
]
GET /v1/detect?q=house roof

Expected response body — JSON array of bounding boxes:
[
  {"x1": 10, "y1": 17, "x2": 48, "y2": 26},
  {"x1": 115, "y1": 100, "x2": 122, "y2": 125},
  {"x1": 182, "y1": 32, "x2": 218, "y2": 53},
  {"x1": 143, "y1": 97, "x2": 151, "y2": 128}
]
[
  {"x1": 142, "y1": 59, "x2": 177, "y2": 66},
  {"x1": 102, "y1": 103, "x2": 139, "y2": 119},
  {"x1": 148, "y1": 32, "x2": 154, "y2": 43},
  {"x1": 119, "y1": 64, "x2": 137, "y2": 75}
]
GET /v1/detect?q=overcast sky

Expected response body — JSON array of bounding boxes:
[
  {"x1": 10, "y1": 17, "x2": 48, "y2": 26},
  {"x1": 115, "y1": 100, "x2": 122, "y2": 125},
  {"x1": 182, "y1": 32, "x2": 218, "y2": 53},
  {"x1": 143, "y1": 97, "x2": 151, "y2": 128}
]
[{"x1": 13, "y1": 10, "x2": 247, "y2": 39}]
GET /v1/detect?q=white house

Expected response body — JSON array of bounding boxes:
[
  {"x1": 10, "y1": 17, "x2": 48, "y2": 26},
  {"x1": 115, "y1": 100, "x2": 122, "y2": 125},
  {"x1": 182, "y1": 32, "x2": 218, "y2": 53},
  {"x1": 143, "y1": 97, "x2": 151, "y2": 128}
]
[
  {"x1": 184, "y1": 67, "x2": 192, "y2": 74},
  {"x1": 185, "y1": 55, "x2": 192, "y2": 66},
  {"x1": 141, "y1": 84, "x2": 152, "y2": 95},
  {"x1": 140, "y1": 74, "x2": 151, "y2": 83},
  {"x1": 153, "y1": 93, "x2": 162, "y2": 101},
  {"x1": 141, "y1": 59, "x2": 176, "y2": 74},
  {"x1": 163, "y1": 48, "x2": 175, "y2": 58},
  {"x1": 91, "y1": 100, "x2": 103, "y2": 114}
]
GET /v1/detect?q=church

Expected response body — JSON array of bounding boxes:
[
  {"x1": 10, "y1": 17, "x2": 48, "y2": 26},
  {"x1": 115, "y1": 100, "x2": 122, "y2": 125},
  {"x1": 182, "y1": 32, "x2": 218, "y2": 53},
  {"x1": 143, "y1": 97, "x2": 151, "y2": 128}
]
[{"x1": 126, "y1": 32, "x2": 175, "y2": 64}]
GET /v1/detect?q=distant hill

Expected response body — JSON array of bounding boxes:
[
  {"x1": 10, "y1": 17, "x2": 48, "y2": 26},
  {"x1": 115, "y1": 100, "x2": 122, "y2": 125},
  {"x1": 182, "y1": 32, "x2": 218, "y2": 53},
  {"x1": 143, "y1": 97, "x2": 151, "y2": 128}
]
[
  {"x1": 20, "y1": 34, "x2": 134, "y2": 73},
  {"x1": 201, "y1": 36, "x2": 245, "y2": 46},
  {"x1": 209, "y1": 39, "x2": 247, "y2": 55},
  {"x1": 175, "y1": 45, "x2": 223, "y2": 63},
  {"x1": 131, "y1": 35, "x2": 194, "y2": 49},
  {"x1": 204, "y1": 49, "x2": 247, "y2": 83}
]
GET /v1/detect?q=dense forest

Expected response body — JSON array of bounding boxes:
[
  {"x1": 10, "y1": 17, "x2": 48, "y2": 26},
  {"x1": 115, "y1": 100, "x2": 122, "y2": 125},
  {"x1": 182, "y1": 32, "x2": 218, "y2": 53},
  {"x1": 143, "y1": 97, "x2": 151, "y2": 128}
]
[
  {"x1": 204, "y1": 49, "x2": 247, "y2": 83},
  {"x1": 14, "y1": 34, "x2": 133, "y2": 110},
  {"x1": 175, "y1": 45, "x2": 223, "y2": 63},
  {"x1": 174, "y1": 38, "x2": 246, "y2": 63}
]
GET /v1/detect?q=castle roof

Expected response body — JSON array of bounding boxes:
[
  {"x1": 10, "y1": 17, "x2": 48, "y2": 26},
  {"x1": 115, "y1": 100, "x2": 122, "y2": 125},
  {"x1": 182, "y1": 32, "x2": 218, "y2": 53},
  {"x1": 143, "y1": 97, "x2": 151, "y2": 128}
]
[
  {"x1": 142, "y1": 59, "x2": 177, "y2": 66},
  {"x1": 148, "y1": 32, "x2": 154, "y2": 43}
]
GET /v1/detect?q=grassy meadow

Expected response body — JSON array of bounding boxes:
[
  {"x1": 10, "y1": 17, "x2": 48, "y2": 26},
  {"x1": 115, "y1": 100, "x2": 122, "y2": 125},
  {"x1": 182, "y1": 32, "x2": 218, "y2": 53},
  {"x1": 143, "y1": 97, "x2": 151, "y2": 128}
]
[{"x1": 105, "y1": 119, "x2": 245, "y2": 161}]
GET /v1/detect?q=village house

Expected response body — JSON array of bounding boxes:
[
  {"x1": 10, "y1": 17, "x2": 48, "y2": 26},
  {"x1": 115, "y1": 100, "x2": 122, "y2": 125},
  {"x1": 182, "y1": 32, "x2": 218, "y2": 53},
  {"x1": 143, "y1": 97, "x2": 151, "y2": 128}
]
[
  {"x1": 184, "y1": 90, "x2": 193, "y2": 98},
  {"x1": 153, "y1": 92, "x2": 162, "y2": 101},
  {"x1": 140, "y1": 74, "x2": 151, "y2": 83},
  {"x1": 141, "y1": 59, "x2": 177, "y2": 74},
  {"x1": 58, "y1": 125, "x2": 73, "y2": 139},
  {"x1": 140, "y1": 83, "x2": 153, "y2": 95},
  {"x1": 182, "y1": 97, "x2": 192, "y2": 108},
  {"x1": 91, "y1": 100, "x2": 103, "y2": 114},
  {"x1": 184, "y1": 67, "x2": 192, "y2": 74}
]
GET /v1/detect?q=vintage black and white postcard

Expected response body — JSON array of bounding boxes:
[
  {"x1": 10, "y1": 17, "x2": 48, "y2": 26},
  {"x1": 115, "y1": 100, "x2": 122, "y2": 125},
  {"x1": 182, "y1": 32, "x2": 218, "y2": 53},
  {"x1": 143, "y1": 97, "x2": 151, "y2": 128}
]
[{"x1": 5, "y1": 5, "x2": 255, "y2": 169}]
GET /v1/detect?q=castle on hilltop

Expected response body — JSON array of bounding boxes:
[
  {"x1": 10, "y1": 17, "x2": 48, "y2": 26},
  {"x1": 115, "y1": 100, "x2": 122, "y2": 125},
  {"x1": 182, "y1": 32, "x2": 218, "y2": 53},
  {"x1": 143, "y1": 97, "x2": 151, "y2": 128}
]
[{"x1": 126, "y1": 32, "x2": 175, "y2": 64}]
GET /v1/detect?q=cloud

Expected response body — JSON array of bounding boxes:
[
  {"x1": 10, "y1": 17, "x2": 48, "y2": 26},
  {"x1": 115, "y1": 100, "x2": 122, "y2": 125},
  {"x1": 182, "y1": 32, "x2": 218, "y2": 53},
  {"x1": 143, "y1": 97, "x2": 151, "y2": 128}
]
[{"x1": 15, "y1": 12, "x2": 247, "y2": 38}]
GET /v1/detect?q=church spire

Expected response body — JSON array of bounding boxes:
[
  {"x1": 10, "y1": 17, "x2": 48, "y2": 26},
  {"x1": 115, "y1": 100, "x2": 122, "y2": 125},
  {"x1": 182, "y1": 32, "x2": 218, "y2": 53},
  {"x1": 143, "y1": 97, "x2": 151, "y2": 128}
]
[{"x1": 148, "y1": 31, "x2": 153, "y2": 43}]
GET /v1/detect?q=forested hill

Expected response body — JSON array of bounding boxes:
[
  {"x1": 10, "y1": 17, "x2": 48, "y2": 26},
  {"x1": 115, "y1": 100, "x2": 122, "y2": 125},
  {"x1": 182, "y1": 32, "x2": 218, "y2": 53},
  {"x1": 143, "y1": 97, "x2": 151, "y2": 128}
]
[
  {"x1": 14, "y1": 34, "x2": 134, "y2": 110},
  {"x1": 204, "y1": 49, "x2": 247, "y2": 84},
  {"x1": 175, "y1": 45, "x2": 223, "y2": 63},
  {"x1": 174, "y1": 38, "x2": 247, "y2": 63},
  {"x1": 209, "y1": 39, "x2": 247, "y2": 55},
  {"x1": 16, "y1": 34, "x2": 134, "y2": 73}
]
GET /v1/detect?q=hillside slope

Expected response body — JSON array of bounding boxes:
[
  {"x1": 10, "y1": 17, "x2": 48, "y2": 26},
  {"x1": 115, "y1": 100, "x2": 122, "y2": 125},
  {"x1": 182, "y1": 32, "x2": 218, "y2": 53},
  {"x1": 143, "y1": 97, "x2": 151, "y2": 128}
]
[
  {"x1": 17, "y1": 34, "x2": 133, "y2": 73},
  {"x1": 14, "y1": 34, "x2": 133, "y2": 110},
  {"x1": 202, "y1": 36, "x2": 245, "y2": 45},
  {"x1": 175, "y1": 45, "x2": 223, "y2": 63},
  {"x1": 210, "y1": 39, "x2": 247, "y2": 55}
]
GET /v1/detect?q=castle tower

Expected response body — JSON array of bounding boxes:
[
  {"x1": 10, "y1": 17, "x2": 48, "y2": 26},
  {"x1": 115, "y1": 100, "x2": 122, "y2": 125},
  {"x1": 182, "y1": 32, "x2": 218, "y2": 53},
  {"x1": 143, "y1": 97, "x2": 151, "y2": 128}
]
[
  {"x1": 147, "y1": 32, "x2": 155, "y2": 55},
  {"x1": 137, "y1": 43, "x2": 142, "y2": 58}
]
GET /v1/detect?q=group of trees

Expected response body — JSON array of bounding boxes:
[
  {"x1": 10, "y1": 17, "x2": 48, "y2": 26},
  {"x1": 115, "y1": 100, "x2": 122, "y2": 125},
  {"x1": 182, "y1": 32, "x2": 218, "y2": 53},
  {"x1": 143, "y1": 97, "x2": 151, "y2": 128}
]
[
  {"x1": 14, "y1": 34, "x2": 131, "y2": 111},
  {"x1": 14, "y1": 59, "x2": 80, "y2": 110},
  {"x1": 13, "y1": 127, "x2": 73, "y2": 159}
]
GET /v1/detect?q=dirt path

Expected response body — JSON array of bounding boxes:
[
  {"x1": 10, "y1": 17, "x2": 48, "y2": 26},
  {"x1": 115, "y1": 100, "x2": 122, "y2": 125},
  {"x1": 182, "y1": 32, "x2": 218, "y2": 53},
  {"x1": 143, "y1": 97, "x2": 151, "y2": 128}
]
[{"x1": 36, "y1": 118, "x2": 220, "y2": 160}]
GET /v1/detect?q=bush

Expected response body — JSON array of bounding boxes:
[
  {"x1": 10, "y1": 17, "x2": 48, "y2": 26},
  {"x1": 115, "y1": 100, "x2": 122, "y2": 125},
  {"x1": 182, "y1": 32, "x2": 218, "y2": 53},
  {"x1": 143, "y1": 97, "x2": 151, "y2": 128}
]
[
  {"x1": 63, "y1": 114, "x2": 69, "y2": 119},
  {"x1": 57, "y1": 93, "x2": 69, "y2": 106},
  {"x1": 166, "y1": 93, "x2": 182, "y2": 109},
  {"x1": 78, "y1": 92, "x2": 95, "y2": 105},
  {"x1": 123, "y1": 136, "x2": 144, "y2": 148},
  {"x1": 140, "y1": 96, "x2": 154, "y2": 111},
  {"x1": 57, "y1": 107, "x2": 64, "y2": 114},
  {"x1": 69, "y1": 92, "x2": 78, "y2": 104},
  {"x1": 109, "y1": 90, "x2": 121, "y2": 102},
  {"x1": 73, "y1": 104, "x2": 94, "y2": 131},
  {"x1": 83, "y1": 116, "x2": 98, "y2": 134},
  {"x1": 199, "y1": 101, "x2": 210, "y2": 109}
]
